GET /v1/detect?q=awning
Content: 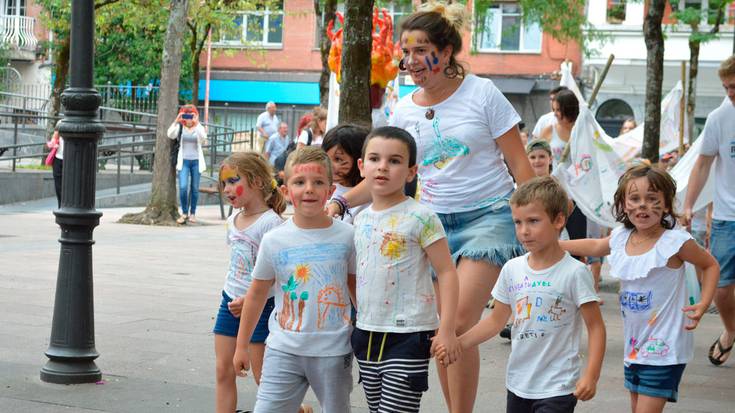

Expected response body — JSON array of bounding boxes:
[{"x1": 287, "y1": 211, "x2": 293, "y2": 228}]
[{"x1": 199, "y1": 79, "x2": 320, "y2": 105}]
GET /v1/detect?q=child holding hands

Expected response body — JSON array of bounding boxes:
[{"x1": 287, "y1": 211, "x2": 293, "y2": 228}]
[
  {"x1": 562, "y1": 165, "x2": 719, "y2": 413},
  {"x1": 352, "y1": 127, "x2": 460, "y2": 413},
  {"x1": 447, "y1": 176, "x2": 606, "y2": 412},
  {"x1": 214, "y1": 152, "x2": 285, "y2": 413},
  {"x1": 233, "y1": 147, "x2": 356, "y2": 413}
]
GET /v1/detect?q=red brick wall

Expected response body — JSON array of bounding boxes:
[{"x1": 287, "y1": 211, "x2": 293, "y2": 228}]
[{"x1": 208, "y1": 0, "x2": 581, "y2": 77}]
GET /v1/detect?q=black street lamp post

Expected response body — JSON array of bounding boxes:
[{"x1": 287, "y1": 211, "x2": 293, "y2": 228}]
[{"x1": 40, "y1": 0, "x2": 105, "y2": 384}]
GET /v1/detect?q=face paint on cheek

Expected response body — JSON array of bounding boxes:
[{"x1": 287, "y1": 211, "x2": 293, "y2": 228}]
[
  {"x1": 235, "y1": 185, "x2": 244, "y2": 196},
  {"x1": 430, "y1": 52, "x2": 440, "y2": 73},
  {"x1": 425, "y1": 56, "x2": 433, "y2": 72}
]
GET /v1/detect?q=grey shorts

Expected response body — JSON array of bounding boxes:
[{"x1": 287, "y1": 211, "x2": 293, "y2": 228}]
[{"x1": 254, "y1": 346, "x2": 353, "y2": 413}]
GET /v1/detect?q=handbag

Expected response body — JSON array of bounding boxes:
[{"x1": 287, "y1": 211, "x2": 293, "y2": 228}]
[
  {"x1": 45, "y1": 146, "x2": 58, "y2": 166},
  {"x1": 170, "y1": 123, "x2": 183, "y2": 168}
]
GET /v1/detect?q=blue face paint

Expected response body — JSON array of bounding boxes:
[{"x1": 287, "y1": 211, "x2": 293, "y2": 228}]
[
  {"x1": 431, "y1": 51, "x2": 439, "y2": 65},
  {"x1": 425, "y1": 56, "x2": 433, "y2": 72}
]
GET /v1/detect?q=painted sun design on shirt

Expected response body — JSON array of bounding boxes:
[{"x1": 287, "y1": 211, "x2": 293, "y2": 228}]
[
  {"x1": 421, "y1": 117, "x2": 470, "y2": 169},
  {"x1": 294, "y1": 264, "x2": 311, "y2": 284},
  {"x1": 380, "y1": 232, "x2": 407, "y2": 260}
]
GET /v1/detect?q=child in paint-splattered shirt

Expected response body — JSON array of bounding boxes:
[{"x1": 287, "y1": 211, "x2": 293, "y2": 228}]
[
  {"x1": 352, "y1": 127, "x2": 461, "y2": 413},
  {"x1": 233, "y1": 147, "x2": 356, "y2": 413}
]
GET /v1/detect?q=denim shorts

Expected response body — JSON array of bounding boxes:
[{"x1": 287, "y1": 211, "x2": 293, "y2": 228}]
[
  {"x1": 213, "y1": 291, "x2": 275, "y2": 343},
  {"x1": 624, "y1": 363, "x2": 686, "y2": 402},
  {"x1": 436, "y1": 201, "x2": 524, "y2": 268},
  {"x1": 710, "y1": 219, "x2": 735, "y2": 288}
]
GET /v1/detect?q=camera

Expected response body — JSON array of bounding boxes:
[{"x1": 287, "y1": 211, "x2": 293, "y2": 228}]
[{"x1": 181, "y1": 113, "x2": 194, "y2": 120}]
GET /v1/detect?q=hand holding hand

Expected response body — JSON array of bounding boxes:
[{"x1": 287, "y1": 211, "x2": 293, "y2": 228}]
[
  {"x1": 573, "y1": 374, "x2": 597, "y2": 401},
  {"x1": 233, "y1": 347, "x2": 251, "y2": 377},
  {"x1": 228, "y1": 296, "x2": 244, "y2": 317},
  {"x1": 431, "y1": 331, "x2": 462, "y2": 366},
  {"x1": 683, "y1": 302, "x2": 708, "y2": 330}
]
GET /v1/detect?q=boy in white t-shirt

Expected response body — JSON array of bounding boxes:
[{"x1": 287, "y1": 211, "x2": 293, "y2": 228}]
[
  {"x1": 455, "y1": 176, "x2": 606, "y2": 412},
  {"x1": 352, "y1": 126, "x2": 460, "y2": 413},
  {"x1": 233, "y1": 147, "x2": 356, "y2": 413}
]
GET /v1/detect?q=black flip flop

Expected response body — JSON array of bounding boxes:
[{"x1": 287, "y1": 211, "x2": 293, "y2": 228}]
[{"x1": 708, "y1": 335, "x2": 735, "y2": 366}]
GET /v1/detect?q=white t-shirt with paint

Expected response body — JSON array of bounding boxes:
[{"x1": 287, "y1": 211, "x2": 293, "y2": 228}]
[
  {"x1": 223, "y1": 209, "x2": 284, "y2": 299},
  {"x1": 354, "y1": 197, "x2": 445, "y2": 333},
  {"x1": 390, "y1": 74, "x2": 521, "y2": 214},
  {"x1": 700, "y1": 100, "x2": 735, "y2": 221},
  {"x1": 252, "y1": 218, "x2": 356, "y2": 357},
  {"x1": 492, "y1": 252, "x2": 599, "y2": 399},
  {"x1": 608, "y1": 227, "x2": 695, "y2": 366}
]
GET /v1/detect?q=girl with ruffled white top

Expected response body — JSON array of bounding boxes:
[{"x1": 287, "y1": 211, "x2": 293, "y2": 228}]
[{"x1": 561, "y1": 165, "x2": 719, "y2": 413}]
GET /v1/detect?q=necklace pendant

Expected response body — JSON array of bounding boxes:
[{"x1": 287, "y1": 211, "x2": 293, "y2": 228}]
[{"x1": 425, "y1": 108, "x2": 435, "y2": 120}]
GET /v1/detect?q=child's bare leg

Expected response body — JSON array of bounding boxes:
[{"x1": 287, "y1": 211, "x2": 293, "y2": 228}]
[
  {"x1": 437, "y1": 259, "x2": 499, "y2": 413},
  {"x1": 633, "y1": 394, "x2": 666, "y2": 413},
  {"x1": 214, "y1": 334, "x2": 238, "y2": 413},
  {"x1": 249, "y1": 342, "x2": 266, "y2": 385},
  {"x1": 590, "y1": 261, "x2": 601, "y2": 292},
  {"x1": 629, "y1": 392, "x2": 638, "y2": 412}
]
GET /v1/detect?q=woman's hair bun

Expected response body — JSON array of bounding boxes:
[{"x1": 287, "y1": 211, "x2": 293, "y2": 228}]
[{"x1": 418, "y1": 1, "x2": 469, "y2": 33}]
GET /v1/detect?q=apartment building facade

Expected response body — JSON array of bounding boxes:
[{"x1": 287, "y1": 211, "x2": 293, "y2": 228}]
[{"x1": 202, "y1": 0, "x2": 583, "y2": 131}]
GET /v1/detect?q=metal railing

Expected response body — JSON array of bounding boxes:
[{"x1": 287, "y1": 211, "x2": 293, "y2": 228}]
[{"x1": 0, "y1": 14, "x2": 37, "y2": 51}]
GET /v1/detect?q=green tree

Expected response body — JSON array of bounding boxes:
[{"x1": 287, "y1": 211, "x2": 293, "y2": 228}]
[
  {"x1": 672, "y1": 0, "x2": 731, "y2": 142},
  {"x1": 120, "y1": 0, "x2": 191, "y2": 226},
  {"x1": 339, "y1": 0, "x2": 375, "y2": 126}
]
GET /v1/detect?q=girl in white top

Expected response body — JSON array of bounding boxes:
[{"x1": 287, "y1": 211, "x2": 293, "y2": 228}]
[
  {"x1": 296, "y1": 106, "x2": 327, "y2": 148},
  {"x1": 539, "y1": 89, "x2": 578, "y2": 167},
  {"x1": 562, "y1": 165, "x2": 719, "y2": 413},
  {"x1": 213, "y1": 152, "x2": 286, "y2": 413}
]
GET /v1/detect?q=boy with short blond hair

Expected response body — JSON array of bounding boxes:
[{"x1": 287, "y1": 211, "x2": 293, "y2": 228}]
[
  {"x1": 456, "y1": 176, "x2": 606, "y2": 412},
  {"x1": 233, "y1": 146, "x2": 356, "y2": 413}
]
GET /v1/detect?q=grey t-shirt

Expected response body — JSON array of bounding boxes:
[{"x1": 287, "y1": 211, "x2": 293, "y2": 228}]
[{"x1": 181, "y1": 127, "x2": 199, "y2": 160}]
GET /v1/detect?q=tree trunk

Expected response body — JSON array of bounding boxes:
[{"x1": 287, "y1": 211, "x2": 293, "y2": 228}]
[
  {"x1": 119, "y1": 0, "x2": 189, "y2": 226},
  {"x1": 339, "y1": 0, "x2": 374, "y2": 126},
  {"x1": 687, "y1": 38, "x2": 699, "y2": 144},
  {"x1": 191, "y1": 30, "x2": 200, "y2": 105},
  {"x1": 641, "y1": 0, "x2": 666, "y2": 163},
  {"x1": 45, "y1": 36, "x2": 70, "y2": 138},
  {"x1": 316, "y1": 0, "x2": 337, "y2": 108}
]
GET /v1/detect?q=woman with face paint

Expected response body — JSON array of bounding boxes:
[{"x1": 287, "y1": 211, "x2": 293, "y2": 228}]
[{"x1": 326, "y1": 2, "x2": 534, "y2": 411}]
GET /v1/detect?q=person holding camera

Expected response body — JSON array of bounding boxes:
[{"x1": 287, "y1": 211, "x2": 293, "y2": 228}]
[{"x1": 168, "y1": 104, "x2": 208, "y2": 224}]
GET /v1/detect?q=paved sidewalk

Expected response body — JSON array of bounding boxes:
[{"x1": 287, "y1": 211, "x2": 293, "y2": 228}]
[{"x1": 1, "y1": 204, "x2": 733, "y2": 412}]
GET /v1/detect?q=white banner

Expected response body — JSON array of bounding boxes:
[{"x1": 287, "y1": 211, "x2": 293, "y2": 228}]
[
  {"x1": 326, "y1": 71, "x2": 340, "y2": 132},
  {"x1": 553, "y1": 64, "x2": 713, "y2": 227}
]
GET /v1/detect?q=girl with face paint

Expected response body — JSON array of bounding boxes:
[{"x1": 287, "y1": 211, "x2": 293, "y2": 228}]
[
  {"x1": 213, "y1": 152, "x2": 286, "y2": 413},
  {"x1": 561, "y1": 165, "x2": 720, "y2": 413}
]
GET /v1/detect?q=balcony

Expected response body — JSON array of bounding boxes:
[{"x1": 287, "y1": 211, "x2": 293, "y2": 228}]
[{"x1": 0, "y1": 14, "x2": 37, "y2": 60}]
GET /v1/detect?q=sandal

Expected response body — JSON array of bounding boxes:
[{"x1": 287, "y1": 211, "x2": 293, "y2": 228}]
[
  {"x1": 708, "y1": 333, "x2": 735, "y2": 366},
  {"x1": 188, "y1": 215, "x2": 197, "y2": 223},
  {"x1": 299, "y1": 404, "x2": 313, "y2": 413},
  {"x1": 176, "y1": 215, "x2": 187, "y2": 224}
]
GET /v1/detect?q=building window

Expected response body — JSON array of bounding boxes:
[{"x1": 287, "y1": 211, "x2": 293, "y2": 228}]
[
  {"x1": 607, "y1": 0, "x2": 626, "y2": 24},
  {"x1": 475, "y1": 3, "x2": 542, "y2": 53},
  {"x1": 5, "y1": 0, "x2": 26, "y2": 16},
  {"x1": 220, "y1": 1, "x2": 283, "y2": 47}
]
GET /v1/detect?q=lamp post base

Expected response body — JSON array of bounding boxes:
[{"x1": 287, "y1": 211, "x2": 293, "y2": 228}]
[{"x1": 40, "y1": 359, "x2": 101, "y2": 384}]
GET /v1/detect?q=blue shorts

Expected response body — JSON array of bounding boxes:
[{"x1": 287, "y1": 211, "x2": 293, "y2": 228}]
[
  {"x1": 436, "y1": 201, "x2": 524, "y2": 268},
  {"x1": 710, "y1": 219, "x2": 735, "y2": 288},
  {"x1": 624, "y1": 363, "x2": 686, "y2": 402},
  {"x1": 213, "y1": 291, "x2": 275, "y2": 343}
]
